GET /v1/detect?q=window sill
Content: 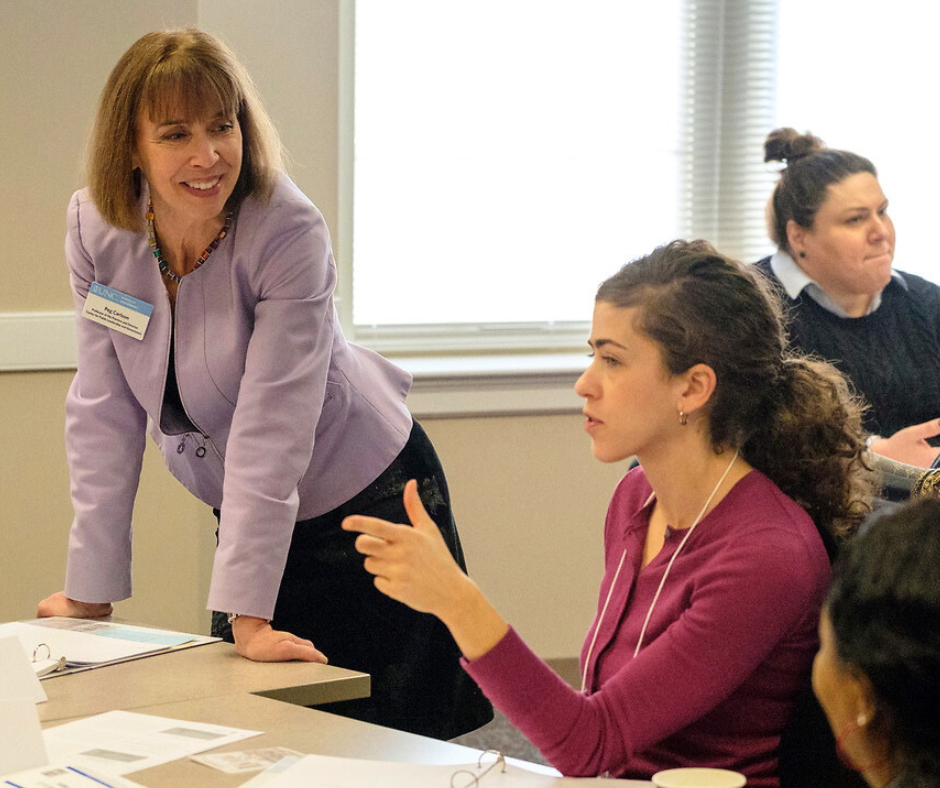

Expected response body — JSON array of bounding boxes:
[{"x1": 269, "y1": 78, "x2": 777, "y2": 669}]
[
  {"x1": 396, "y1": 352, "x2": 586, "y2": 419},
  {"x1": 0, "y1": 312, "x2": 585, "y2": 419}
]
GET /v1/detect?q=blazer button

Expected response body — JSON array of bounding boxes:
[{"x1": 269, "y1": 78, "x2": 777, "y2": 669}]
[{"x1": 196, "y1": 447, "x2": 207, "y2": 458}]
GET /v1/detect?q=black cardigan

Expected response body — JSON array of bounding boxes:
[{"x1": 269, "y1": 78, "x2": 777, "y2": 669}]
[{"x1": 754, "y1": 257, "x2": 940, "y2": 438}]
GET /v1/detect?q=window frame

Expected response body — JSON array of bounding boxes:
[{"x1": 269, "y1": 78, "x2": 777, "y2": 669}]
[
  {"x1": 321, "y1": 1, "x2": 779, "y2": 416},
  {"x1": 339, "y1": 0, "x2": 780, "y2": 366}
]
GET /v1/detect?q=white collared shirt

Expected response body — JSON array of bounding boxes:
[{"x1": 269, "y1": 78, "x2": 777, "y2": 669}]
[{"x1": 769, "y1": 249, "x2": 906, "y2": 318}]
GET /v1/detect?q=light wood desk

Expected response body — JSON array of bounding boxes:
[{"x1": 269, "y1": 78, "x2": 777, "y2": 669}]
[
  {"x1": 39, "y1": 642, "x2": 370, "y2": 723},
  {"x1": 38, "y1": 645, "x2": 652, "y2": 787},
  {"x1": 53, "y1": 693, "x2": 488, "y2": 787},
  {"x1": 42, "y1": 694, "x2": 653, "y2": 787},
  {"x1": 47, "y1": 694, "x2": 652, "y2": 787}
]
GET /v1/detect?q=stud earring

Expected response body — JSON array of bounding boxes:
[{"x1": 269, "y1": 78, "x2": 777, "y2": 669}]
[
  {"x1": 835, "y1": 714, "x2": 876, "y2": 772},
  {"x1": 799, "y1": 251, "x2": 807, "y2": 259}
]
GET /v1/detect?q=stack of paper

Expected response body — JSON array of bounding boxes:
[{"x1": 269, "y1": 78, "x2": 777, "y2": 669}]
[
  {"x1": 0, "y1": 618, "x2": 218, "y2": 675},
  {"x1": 1, "y1": 711, "x2": 262, "y2": 786},
  {"x1": 42, "y1": 711, "x2": 261, "y2": 776},
  {"x1": 1, "y1": 765, "x2": 143, "y2": 788}
]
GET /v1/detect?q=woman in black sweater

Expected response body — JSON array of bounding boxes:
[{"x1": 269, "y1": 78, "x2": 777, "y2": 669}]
[{"x1": 757, "y1": 127, "x2": 940, "y2": 469}]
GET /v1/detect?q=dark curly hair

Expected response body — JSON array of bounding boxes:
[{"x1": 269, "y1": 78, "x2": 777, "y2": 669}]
[
  {"x1": 596, "y1": 239, "x2": 875, "y2": 538},
  {"x1": 764, "y1": 127, "x2": 876, "y2": 251},
  {"x1": 827, "y1": 499, "x2": 940, "y2": 788}
]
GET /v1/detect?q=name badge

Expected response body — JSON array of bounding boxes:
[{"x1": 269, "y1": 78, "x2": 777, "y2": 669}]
[{"x1": 81, "y1": 283, "x2": 154, "y2": 341}]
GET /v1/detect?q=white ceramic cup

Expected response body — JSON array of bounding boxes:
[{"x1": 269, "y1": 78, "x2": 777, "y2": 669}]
[{"x1": 651, "y1": 767, "x2": 748, "y2": 788}]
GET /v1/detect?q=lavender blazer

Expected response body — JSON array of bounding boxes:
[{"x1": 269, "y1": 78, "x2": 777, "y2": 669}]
[{"x1": 63, "y1": 174, "x2": 412, "y2": 619}]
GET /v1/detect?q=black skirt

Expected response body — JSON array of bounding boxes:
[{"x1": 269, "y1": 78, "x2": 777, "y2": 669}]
[{"x1": 212, "y1": 420, "x2": 493, "y2": 739}]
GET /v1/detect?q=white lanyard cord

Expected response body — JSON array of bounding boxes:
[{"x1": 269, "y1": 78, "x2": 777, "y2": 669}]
[
  {"x1": 632, "y1": 450, "x2": 739, "y2": 657},
  {"x1": 580, "y1": 450, "x2": 740, "y2": 693},
  {"x1": 581, "y1": 548, "x2": 628, "y2": 693}
]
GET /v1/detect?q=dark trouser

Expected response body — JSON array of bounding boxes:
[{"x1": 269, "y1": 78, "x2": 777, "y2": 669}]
[{"x1": 212, "y1": 420, "x2": 493, "y2": 739}]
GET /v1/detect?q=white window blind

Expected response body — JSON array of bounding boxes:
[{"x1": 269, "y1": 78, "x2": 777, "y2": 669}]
[{"x1": 679, "y1": 0, "x2": 778, "y2": 264}]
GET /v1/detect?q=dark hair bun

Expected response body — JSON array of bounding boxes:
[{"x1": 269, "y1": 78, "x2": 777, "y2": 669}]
[{"x1": 764, "y1": 127, "x2": 825, "y2": 164}]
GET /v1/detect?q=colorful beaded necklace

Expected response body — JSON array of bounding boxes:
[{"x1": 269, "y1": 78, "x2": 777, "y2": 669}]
[{"x1": 146, "y1": 199, "x2": 233, "y2": 284}]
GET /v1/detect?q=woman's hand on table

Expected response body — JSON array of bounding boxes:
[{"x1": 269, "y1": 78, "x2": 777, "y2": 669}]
[
  {"x1": 343, "y1": 479, "x2": 508, "y2": 661},
  {"x1": 232, "y1": 615, "x2": 328, "y2": 663},
  {"x1": 36, "y1": 591, "x2": 113, "y2": 619},
  {"x1": 870, "y1": 418, "x2": 940, "y2": 468}
]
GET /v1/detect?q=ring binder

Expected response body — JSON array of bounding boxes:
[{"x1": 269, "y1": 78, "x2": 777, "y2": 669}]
[
  {"x1": 450, "y1": 750, "x2": 506, "y2": 788},
  {"x1": 1, "y1": 618, "x2": 220, "y2": 680},
  {"x1": 30, "y1": 642, "x2": 68, "y2": 677}
]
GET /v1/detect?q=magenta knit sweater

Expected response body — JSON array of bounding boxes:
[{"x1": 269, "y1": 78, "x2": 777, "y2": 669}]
[{"x1": 462, "y1": 468, "x2": 830, "y2": 786}]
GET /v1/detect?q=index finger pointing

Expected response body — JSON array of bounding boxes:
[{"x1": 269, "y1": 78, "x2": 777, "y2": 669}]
[{"x1": 342, "y1": 515, "x2": 401, "y2": 540}]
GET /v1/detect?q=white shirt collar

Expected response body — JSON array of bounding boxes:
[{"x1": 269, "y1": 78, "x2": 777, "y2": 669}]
[{"x1": 769, "y1": 249, "x2": 905, "y2": 318}]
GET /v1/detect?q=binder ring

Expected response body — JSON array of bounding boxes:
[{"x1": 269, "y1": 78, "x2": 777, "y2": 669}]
[
  {"x1": 450, "y1": 769, "x2": 480, "y2": 788},
  {"x1": 32, "y1": 642, "x2": 51, "y2": 662},
  {"x1": 478, "y1": 750, "x2": 506, "y2": 771},
  {"x1": 450, "y1": 750, "x2": 506, "y2": 787}
]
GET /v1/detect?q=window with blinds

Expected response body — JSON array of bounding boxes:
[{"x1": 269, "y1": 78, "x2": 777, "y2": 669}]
[
  {"x1": 344, "y1": 0, "x2": 782, "y2": 353},
  {"x1": 679, "y1": 0, "x2": 778, "y2": 264}
]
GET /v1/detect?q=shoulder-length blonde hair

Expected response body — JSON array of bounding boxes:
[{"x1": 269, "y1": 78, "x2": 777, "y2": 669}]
[{"x1": 87, "y1": 28, "x2": 283, "y2": 232}]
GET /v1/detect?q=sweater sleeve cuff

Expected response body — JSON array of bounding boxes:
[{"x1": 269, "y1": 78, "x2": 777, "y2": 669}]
[{"x1": 461, "y1": 626, "x2": 579, "y2": 715}]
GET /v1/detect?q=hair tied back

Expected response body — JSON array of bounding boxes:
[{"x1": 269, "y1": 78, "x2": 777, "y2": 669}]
[{"x1": 764, "y1": 127, "x2": 826, "y2": 165}]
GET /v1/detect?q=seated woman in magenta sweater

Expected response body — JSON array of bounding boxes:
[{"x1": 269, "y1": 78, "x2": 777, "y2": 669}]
[{"x1": 344, "y1": 240, "x2": 876, "y2": 786}]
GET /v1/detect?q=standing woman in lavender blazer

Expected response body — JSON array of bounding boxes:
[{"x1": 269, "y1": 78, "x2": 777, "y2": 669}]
[{"x1": 36, "y1": 28, "x2": 491, "y2": 740}]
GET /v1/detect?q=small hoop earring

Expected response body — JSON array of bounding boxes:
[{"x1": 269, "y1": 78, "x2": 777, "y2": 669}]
[{"x1": 678, "y1": 410, "x2": 688, "y2": 426}]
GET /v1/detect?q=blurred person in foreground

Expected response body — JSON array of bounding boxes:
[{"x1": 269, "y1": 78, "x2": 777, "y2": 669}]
[{"x1": 814, "y1": 497, "x2": 940, "y2": 787}]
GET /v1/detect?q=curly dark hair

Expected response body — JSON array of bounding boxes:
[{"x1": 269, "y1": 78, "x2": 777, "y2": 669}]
[
  {"x1": 596, "y1": 239, "x2": 875, "y2": 538},
  {"x1": 827, "y1": 499, "x2": 940, "y2": 788},
  {"x1": 764, "y1": 127, "x2": 877, "y2": 251}
]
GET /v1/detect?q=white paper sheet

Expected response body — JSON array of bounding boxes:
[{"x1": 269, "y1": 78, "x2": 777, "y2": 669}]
[
  {"x1": 239, "y1": 756, "x2": 303, "y2": 788},
  {"x1": 190, "y1": 746, "x2": 302, "y2": 774},
  {"x1": 43, "y1": 711, "x2": 261, "y2": 776},
  {"x1": 258, "y1": 753, "x2": 652, "y2": 787},
  {"x1": 0, "y1": 637, "x2": 46, "y2": 704},
  {"x1": 2, "y1": 764, "x2": 144, "y2": 788},
  {"x1": 0, "y1": 698, "x2": 49, "y2": 777}
]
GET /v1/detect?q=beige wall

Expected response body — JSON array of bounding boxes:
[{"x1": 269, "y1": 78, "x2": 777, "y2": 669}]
[
  {"x1": 0, "y1": 0, "x2": 201, "y2": 312},
  {"x1": 420, "y1": 417, "x2": 624, "y2": 657},
  {"x1": 0, "y1": 371, "x2": 216, "y2": 634},
  {"x1": 0, "y1": 376, "x2": 622, "y2": 655},
  {"x1": 0, "y1": 0, "x2": 623, "y2": 658}
]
